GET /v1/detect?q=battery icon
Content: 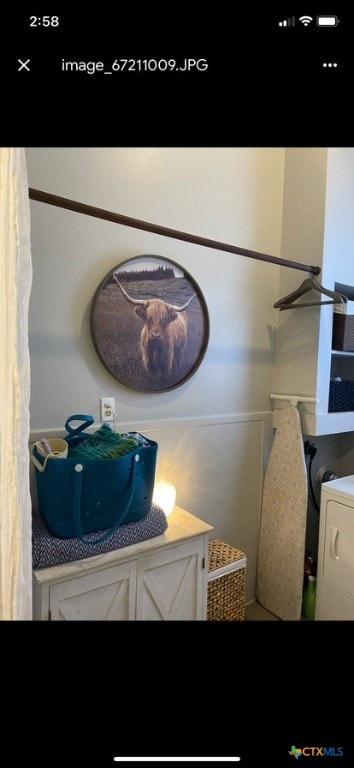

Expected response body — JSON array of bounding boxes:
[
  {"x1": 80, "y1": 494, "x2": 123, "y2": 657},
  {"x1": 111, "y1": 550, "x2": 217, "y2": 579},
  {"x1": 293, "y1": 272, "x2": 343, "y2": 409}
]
[{"x1": 316, "y1": 15, "x2": 339, "y2": 27}]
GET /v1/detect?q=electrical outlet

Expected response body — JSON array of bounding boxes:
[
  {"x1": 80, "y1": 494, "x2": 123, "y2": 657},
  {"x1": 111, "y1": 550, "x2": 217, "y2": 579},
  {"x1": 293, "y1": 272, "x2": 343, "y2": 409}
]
[{"x1": 100, "y1": 397, "x2": 115, "y2": 422}]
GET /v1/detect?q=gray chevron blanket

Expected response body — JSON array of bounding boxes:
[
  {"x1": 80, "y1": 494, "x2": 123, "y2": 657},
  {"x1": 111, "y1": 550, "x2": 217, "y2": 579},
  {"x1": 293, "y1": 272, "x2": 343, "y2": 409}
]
[{"x1": 32, "y1": 503, "x2": 168, "y2": 569}]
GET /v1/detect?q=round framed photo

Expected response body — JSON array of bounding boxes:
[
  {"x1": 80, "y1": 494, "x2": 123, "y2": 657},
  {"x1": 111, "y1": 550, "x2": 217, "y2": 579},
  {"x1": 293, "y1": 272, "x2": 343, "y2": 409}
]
[{"x1": 91, "y1": 255, "x2": 209, "y2": 392}]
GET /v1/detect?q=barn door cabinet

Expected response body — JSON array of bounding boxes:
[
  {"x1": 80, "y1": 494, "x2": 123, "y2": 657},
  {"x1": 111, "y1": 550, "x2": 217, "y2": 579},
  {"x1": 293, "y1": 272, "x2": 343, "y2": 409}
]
[
  {"x1": 272, "y1": 148, "x2": 354, "y2": 436},
  {"x1": 32, "y1": 507, "x2": 213, "y2": 621}
]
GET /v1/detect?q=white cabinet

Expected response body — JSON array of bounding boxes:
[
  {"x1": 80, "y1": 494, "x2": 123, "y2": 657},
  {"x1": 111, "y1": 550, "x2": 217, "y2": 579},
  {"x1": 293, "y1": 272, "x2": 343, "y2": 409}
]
[
  {"x1": 136, "y1": 539, "x2": 205, "y2": 620},
  {"x1": 272, "y1": 148, "x2": 354, "y2": 436},
  {"x1": 32, "y1": 507, "x2": 213, "y2": 621},
  {"x1": 48, "y1": 561, "x2": 137, "y2": 620}
]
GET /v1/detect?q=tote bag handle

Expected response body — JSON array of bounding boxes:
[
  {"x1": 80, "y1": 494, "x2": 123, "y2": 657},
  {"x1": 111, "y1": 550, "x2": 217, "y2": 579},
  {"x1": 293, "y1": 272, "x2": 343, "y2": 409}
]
[
  {"x1": 64, "y1": 414, "x2": 95, "y2": 446},
  {"x1": 72, "y1": 454, "x2": 140, "y2": 545},
  {"x1": 31, "y1": 415, "x2": 95, "y2": 471}
]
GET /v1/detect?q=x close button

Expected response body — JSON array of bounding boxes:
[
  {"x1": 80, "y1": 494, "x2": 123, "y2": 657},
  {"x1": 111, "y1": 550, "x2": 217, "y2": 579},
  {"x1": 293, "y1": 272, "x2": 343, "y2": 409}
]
[{"x1": 17, "y1": 59, "x2": 31, "y2": 72}]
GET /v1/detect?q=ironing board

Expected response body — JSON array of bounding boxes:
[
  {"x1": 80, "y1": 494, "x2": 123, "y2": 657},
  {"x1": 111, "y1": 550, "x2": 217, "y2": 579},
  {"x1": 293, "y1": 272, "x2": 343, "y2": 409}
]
[{"x1": 256, "y1": 405, "x2": 307, "y2": 620}]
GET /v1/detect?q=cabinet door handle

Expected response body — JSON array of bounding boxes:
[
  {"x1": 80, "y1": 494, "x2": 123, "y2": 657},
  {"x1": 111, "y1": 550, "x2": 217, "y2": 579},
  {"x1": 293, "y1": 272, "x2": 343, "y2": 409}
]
[{"x1": 330, "y1": 526, "x2": 340, "y2": 560}]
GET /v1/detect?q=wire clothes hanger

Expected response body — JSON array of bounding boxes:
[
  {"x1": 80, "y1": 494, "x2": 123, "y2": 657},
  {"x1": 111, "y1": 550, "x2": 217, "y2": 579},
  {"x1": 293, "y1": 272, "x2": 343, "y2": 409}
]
[{"x1": 273, "y1": 276, "x2": 348, "y2": 311}]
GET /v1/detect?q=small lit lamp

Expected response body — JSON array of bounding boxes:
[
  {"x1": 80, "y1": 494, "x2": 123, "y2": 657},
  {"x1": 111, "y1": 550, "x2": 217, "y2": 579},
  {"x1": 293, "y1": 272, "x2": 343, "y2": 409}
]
[{"x1": 153, "y1": 480, "x2": 176, "y2": 516}]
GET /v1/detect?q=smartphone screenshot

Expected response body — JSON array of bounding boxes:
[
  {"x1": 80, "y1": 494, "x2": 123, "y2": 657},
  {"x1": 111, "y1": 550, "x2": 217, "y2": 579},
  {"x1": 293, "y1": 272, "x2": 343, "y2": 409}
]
[{"x1": 1, "y1": 7, "x2": 352, "y2": 768}]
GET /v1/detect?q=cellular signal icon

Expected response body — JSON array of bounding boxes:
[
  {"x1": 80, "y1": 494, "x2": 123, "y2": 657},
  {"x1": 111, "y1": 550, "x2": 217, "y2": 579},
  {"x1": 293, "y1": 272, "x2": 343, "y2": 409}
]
[
  {"x1": 278, "y1": 16, "x2": 295, "y2": 26},
  {"x1": 299, "y1": 15, "x2": 313, "y2": 25}
]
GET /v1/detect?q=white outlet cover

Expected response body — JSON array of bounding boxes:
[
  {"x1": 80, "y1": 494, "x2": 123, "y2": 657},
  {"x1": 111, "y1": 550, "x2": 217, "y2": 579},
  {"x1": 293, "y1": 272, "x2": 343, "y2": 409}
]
[{"x1": 100, "y1": 397, "x2": 115, "y2": 421}]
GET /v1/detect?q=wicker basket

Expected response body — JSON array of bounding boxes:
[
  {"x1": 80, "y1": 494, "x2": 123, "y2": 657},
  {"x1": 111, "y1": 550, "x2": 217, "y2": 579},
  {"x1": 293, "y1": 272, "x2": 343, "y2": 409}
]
[
  {"x1": 332, "y1": 313, "x2": 354, "y2": 352},
  {"x1": 207, "y1": 539, "x2": 246, "y2": 621},
  {"x1": 328, "y1": 380, "x2": 354, "y2": 412}
]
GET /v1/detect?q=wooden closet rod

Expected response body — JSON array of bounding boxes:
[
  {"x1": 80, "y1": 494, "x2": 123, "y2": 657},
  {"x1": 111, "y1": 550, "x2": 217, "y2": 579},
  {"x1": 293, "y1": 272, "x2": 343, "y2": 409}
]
[{"x1": 28, "y1": 188, "x2": 321, "y2": 276}]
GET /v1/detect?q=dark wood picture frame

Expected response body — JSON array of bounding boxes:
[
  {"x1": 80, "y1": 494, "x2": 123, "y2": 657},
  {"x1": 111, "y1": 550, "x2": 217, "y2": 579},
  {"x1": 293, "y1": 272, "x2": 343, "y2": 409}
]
[{"x1": 91, "y1": 255, "x2": 209, "y2": 392}]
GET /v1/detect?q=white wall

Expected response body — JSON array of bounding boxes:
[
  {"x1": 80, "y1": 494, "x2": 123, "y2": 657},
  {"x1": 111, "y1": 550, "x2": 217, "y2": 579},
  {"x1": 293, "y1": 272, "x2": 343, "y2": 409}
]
[
  {"x1": 317, "y1": 148, "x2": 354, "y2": 421},
  {"x1": 322, "y1": 148, "x2": 354, "y2": 288},
  {"x1": 26, "y1": 147, "x2": 285, "y2": 602},
  {"x1": 272, "y1": 148, "x2": 328, "y2": 399}
]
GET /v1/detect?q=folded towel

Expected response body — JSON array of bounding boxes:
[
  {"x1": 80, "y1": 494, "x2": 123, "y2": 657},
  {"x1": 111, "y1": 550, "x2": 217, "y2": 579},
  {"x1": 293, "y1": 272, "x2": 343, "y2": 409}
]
[
  {"x1": 32, "y1": 503, "x2": 168, "y2": 569},
  {"x1": 68, "y1": 423, "x2": 140, "y2": 460}
]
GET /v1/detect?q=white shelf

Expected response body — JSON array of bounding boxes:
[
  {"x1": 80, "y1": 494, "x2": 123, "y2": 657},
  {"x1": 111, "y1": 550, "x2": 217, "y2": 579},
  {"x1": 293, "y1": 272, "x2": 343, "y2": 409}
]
[{"x1": 272, "y1": 151, "x2": 354, "y2": 437}]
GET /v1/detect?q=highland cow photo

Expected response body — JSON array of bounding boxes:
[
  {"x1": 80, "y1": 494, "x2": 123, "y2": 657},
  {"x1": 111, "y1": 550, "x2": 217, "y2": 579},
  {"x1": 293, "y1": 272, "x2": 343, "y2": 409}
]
[{"x1": 91, "y1": 255, "x2": 209, "y2": 392}]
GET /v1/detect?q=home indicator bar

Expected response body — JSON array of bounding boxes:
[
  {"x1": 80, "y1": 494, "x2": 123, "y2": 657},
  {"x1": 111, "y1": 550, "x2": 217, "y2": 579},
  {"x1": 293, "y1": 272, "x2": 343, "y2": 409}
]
[{"x1": 113, "y1": 759, "x2": 241, "y2": 763}]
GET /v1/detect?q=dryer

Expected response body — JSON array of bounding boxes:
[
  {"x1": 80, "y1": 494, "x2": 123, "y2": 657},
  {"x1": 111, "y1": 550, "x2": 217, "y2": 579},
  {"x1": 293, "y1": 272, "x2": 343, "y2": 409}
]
[{"x1": 316, "y1": 475, "x2": 354, "y2": 620}]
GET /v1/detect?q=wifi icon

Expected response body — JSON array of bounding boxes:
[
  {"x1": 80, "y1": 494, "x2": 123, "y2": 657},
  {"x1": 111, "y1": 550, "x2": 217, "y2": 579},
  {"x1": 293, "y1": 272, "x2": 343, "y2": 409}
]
[{"x1": 299, "y1": 15, "x2": 313, "y2": 26}]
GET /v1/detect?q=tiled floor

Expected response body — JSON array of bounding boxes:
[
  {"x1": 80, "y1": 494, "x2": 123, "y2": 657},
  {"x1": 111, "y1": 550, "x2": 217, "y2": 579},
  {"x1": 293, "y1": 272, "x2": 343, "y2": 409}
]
[
  {"x1": 245, "y1": 601, "x2": 280, "y2": 620},
  {"x1": 245, "y1": 601, "x2": 310, "y2": 621}
]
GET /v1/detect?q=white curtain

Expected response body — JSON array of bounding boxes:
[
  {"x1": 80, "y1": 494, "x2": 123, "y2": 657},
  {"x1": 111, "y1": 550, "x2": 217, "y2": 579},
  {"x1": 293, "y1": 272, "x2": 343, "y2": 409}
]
[{"x1": 0, "y1": 148, "x2": 32, "y2": 620}]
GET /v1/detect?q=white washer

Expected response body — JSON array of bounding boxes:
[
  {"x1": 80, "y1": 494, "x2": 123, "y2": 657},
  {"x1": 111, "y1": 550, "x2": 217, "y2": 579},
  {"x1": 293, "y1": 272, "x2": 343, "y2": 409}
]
[{"x1": 316, "y1": 475, "x2": 354, "y2": 620}]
